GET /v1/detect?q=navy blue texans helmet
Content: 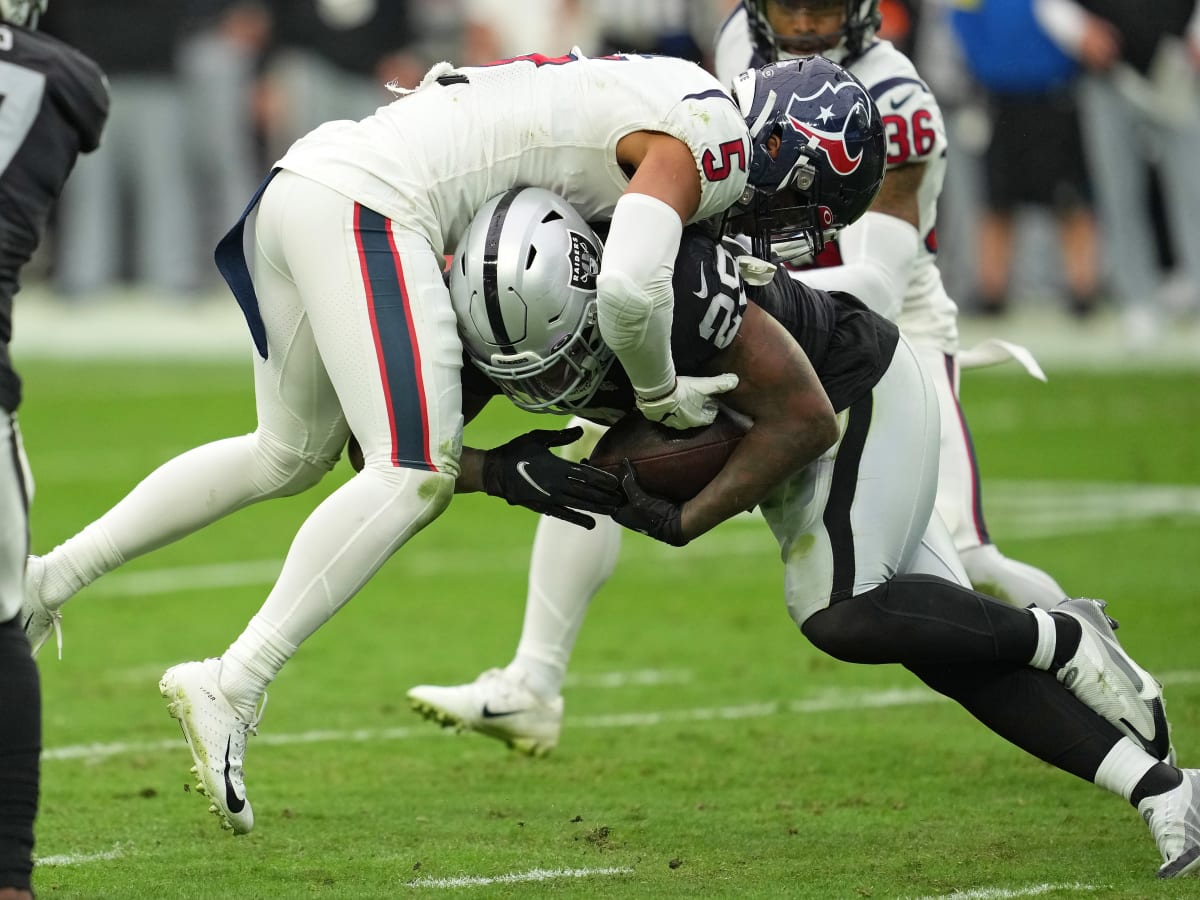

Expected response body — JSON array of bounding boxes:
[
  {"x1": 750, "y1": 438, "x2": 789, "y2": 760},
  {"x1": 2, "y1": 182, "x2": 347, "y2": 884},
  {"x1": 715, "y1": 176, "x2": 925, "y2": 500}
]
[{"x1": 728, "y1": 55, "x2": 886, "y2": 260}]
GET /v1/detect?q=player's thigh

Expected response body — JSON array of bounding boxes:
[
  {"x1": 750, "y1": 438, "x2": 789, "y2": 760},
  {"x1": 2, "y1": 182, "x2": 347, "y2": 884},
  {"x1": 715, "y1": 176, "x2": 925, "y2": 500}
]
[
  {"x1": 263, "y1": 173, "x2": 464, "y2": 475},
  {"x1": 765, "y1": 336, "x2": 940, "y2": 626},
  {"x1": 251, "y1": 172, "x2": 349, "y2": 462},
  {"x1": 918, "y1": 344, "x2": 989, "y2": 553},
  {"x1": 0, "y1": 413, "x2": 28, "y2": 622}
]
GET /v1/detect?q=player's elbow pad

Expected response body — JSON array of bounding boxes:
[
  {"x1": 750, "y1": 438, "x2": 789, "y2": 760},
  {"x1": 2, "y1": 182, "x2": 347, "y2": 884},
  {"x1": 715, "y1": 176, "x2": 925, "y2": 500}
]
[
  {"x1": 596, "y1": 192, "x2": 683, "y2": 398},
  {"x1": 798, "y1": 212, "x2": 918, "y2": 322}
]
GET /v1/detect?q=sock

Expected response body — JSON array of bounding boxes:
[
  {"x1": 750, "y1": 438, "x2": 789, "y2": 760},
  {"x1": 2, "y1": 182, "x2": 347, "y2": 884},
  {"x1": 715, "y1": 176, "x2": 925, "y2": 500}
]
[
  {"x1": 39, "y1": 522, "x2": 124, "y2": 611},
  {"x1": 1027, "y1": 608, "x2": 1058, "y2": 670},
  {"x1": 511, "y1": 514, "x2": 621, "y2": 699},
  {"x1": 220, "y1": 616, "x2": 295, "y2": 717},
  {"x1": 1093, "y1": 736, "x2": 1163, "y2": 801}
]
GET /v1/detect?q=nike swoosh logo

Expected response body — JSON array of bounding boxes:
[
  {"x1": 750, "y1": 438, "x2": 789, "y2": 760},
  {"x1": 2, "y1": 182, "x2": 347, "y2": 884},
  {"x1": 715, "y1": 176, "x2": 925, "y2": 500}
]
[
  {"x1": 1119, "y1": 713, "x2": 1167, "y2": 759},
  {"x1": 481, "y1": 703, "x2": 529, "y2": 719},
  {"x1": 515, "y1": 461, "x2": 551, "y2": 497},
  {"x1": 224, "y1": 736, "x2": 246, "y2": 813},
  {"x1": 692, "y1": 265, "x2": 708, "y2": 299},
  {"x1": 889, "y1": 90, "x2": 916, "y2": 110}
]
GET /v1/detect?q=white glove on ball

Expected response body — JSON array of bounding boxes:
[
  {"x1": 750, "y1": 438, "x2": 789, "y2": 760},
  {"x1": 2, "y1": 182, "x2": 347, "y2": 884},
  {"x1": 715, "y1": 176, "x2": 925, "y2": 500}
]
[{"x1": 636, "y1": 374, "x2": 739, "y2": 429}]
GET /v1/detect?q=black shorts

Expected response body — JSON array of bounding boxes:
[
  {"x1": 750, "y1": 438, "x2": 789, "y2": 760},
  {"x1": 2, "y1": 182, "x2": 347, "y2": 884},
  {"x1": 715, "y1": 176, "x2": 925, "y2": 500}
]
[{"x1": 983, "y1": 86, "x2": 1091, "y2": 213}]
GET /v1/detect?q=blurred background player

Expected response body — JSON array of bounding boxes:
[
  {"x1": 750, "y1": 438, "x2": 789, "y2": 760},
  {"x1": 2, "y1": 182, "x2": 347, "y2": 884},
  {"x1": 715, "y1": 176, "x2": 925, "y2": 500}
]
[
  {"x1": 407, "y1": 0, "x2": 1074, "y2": 757},
  {"x1": 0, "y1": 0, "x2": 108, "y2": 894},
  {"x1": 1032, "y1": 0, "x2": 1200, "y2": 346},
  {"x1": 949, "y1": 0, "x2": 1102, "y2": 318}
]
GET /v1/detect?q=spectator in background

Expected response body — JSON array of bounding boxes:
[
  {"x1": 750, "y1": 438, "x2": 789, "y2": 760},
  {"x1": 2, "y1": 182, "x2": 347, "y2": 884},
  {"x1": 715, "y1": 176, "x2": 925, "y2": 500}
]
[
  {"x1": 41, "y1": 2, "x2": 201, "y2": 300},
  {"x1": 950, "y1": 0, "x2": 1102, "y2": 318},
  {"x1": 588, "y1": 0, "x2": 721, "y2": 66},
  {"x1": 180, "y1": 2, "x2": 272, "y2": 279},
  {"x1": 461, "y1": 0, "x2": 598, "y2": 62},
  {"x1": 1035, "y1": 0, "x2": 1200, "y2": 344},
  {"x1": 257, "y1": 0, "x2": 427, "y2": 161}
]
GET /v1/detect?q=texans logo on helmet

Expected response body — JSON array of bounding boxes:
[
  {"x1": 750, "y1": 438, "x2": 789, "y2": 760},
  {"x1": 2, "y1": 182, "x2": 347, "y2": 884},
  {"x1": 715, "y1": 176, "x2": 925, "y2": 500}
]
[{"x1": 784, "y1": 80, "x2": 875, "y2": 177}]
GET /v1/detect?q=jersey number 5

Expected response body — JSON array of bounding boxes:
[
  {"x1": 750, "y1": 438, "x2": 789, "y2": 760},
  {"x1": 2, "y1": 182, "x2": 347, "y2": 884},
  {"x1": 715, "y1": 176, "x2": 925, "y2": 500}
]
[{"x1": 702, "y1": 140, "x2": 747, "y2": 182}]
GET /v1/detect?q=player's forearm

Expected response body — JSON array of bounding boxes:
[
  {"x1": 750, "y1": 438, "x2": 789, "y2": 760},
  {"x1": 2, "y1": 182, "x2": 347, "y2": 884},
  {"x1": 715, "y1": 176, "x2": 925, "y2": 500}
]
[
  {"x1": 679, "y1": 413, "x2": 833, "y2": 540},
  {"x1": 454, "y1": 448, "x2": 486, "y2": 494},
  {"x1": 595, "y1": 193, "x2": 683, "y2": 399}
]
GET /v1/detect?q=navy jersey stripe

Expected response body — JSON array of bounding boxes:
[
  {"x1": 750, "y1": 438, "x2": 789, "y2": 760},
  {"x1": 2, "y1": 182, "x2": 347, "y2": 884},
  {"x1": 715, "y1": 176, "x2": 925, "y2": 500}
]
[
  {"x1": 353, "y1": 204, "x2": 437, "y2": 472},
  {"x1": 868, "y1": 76, "x2": 927, "y2": 102}
]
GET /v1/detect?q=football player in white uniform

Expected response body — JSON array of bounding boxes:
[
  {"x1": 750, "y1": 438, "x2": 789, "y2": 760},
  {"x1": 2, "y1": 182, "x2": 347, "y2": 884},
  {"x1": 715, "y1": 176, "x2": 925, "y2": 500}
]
[
  {"x1": 715, "y1": 0, "x2": 1068, "y2": 610},
  {"x1": 407, "y1": 0, "x2": 1071, "y2": 760},
  {"x1": 19, "y1": 50, "x2": 756, "y2": 835},
  {"x1": 407, "y1": 57, "x2": 1198, "y2": 873}
]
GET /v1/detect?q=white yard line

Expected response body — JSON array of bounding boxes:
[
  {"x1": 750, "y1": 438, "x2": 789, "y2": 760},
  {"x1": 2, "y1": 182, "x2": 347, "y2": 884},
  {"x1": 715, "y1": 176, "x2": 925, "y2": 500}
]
[
  {"x1": 912, "y1": 883, "x2": 1103, "y2": 900},
  {"x1": 35, "y1": 845, "x2": 123, "y2": 867},
  {"x1": 42, "y1": 672, "x2": 1198, "y2": 763},
  {"x1": 403, "y1": 866, "x2": 633, "y2": 889}
]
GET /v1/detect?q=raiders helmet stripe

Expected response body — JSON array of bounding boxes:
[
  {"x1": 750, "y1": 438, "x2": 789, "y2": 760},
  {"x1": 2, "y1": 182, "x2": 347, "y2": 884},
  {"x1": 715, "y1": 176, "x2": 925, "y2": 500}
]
[{"x1": 481, "y1": 187, "x2": 523, "y2": 355}]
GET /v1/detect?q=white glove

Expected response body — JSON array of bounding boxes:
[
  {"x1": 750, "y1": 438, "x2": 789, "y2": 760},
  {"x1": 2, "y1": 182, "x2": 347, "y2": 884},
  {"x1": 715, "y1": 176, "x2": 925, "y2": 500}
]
[
  {"x1": 736, "y1": 254, "x2": 777, "y2": 286},
  {"x1": 636, "y1": 374, "x2": 739, "y2": 430}
]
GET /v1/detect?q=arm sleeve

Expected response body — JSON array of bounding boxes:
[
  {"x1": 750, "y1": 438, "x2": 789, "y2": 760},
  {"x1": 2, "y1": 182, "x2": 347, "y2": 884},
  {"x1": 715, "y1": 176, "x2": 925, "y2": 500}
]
[
  {"x1": 789, "y1": 212, "x2": 918, "y2": 323},
  {"x1": 595, "y1": 192, "x2": 684, "y2": 399}
]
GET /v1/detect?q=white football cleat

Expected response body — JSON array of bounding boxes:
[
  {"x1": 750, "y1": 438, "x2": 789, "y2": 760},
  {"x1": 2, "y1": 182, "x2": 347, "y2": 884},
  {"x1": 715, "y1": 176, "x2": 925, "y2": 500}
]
[
  {"x1": 20, "y1": 556, "x2": 62, "y2": 660},
  {"x1": 1139, "y1": 768, "x2": 1200, "y2": 879},
  {"x1": 407, "y1": 667, "x2": 563, "y2": 757},
  {"x1": 1054, "y1": 598, "x2": 1174, "y2": 763},
  {"x1": 160, "y1": 659, "x2": 264, "y2": 835}
]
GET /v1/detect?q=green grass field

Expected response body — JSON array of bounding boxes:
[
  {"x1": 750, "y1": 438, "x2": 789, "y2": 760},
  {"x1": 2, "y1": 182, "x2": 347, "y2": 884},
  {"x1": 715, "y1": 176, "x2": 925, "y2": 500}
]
[{"x1": 15, "y1": 358, "x2": 1200, "y2": 899}]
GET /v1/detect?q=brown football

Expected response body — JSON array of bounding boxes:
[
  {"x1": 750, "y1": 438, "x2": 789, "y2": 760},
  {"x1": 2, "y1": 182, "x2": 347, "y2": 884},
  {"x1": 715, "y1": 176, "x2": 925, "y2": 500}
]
[{"x1": 587, "y1": 408, "x2": 751, "y2": 503}]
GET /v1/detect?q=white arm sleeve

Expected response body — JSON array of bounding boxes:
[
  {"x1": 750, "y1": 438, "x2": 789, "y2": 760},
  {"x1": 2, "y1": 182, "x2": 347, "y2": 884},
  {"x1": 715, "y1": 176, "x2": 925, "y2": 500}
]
[
  {"x1": 790, "y1": 212, "x2": 919, "y2": 323},
  {"x1": 595, "y1": 192, "x2": 684, "y2": 399}
]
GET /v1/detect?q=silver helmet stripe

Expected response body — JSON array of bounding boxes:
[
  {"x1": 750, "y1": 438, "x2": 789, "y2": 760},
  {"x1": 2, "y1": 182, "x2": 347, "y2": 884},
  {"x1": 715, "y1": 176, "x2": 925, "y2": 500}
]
[{"x1": 481, "y1": 187, "x2": 523, "y2": 354}]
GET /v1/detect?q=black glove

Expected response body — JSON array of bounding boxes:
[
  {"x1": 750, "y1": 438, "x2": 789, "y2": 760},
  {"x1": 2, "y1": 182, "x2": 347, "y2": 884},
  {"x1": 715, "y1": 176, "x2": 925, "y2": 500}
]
[
  {"x1": 482, "y1": 427, "x2": 624, "y2": 529},
  {"x1": 612, "y1": 459, "x2": 687, "y2": 547}
]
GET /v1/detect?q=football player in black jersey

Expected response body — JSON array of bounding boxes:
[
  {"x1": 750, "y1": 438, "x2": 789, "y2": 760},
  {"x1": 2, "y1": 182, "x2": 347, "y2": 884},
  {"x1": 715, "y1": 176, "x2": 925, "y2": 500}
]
[
  {"x1": 417, "y1": 184, "x2": 1200, "y2": 880},
  {"x1": 0, "y1": 0, "x2": 108, "y2": 894}
]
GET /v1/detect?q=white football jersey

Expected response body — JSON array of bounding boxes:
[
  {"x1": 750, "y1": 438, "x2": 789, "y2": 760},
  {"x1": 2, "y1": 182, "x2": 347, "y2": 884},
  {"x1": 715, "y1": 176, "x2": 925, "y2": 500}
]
[
  {"x1": 715, "y1": 9, "x2": 959, "y2": 353},
  {"x1": 276, "y1": 50, "x2": 751, "y2": 258}
]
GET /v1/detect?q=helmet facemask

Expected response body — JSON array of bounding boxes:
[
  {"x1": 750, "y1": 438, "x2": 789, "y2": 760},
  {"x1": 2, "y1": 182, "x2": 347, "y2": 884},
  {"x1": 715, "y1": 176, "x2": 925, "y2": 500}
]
[
  {"x1": 749, "y1": 0, "x2": 882, "y2": 65},
  {"x1": 477, "y1": 299, "x2": 614, "y2": 414}
]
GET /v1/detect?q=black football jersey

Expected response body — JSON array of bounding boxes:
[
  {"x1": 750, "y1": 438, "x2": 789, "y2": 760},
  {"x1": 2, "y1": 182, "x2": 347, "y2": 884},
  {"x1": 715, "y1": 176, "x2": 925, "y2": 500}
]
[
  {"x1": 0, "y1": 22, "x2": 108, "y2": 411},
  {"x1": 462, "y1": 227, "x2": 899, "y2": 424}
]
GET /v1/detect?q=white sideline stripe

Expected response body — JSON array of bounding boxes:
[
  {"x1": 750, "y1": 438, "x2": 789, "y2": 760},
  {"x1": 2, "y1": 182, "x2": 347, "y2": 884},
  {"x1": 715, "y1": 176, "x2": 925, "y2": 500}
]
[
  {"x1": 563, "y1": 668, "x2": 693, "y2": 688},
  {"x1": 912, "y1": 882, "x2": 1102, "y2": 900},
  {"x1": 42, "y1": 672, "x2": 1199, "y2": 763},
  {"x1": 404, "y1": 866, "x2": 632, "y2": 889},
  {"x1": 36, "y1": 846, "x2": 123, "y2": 867}
]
